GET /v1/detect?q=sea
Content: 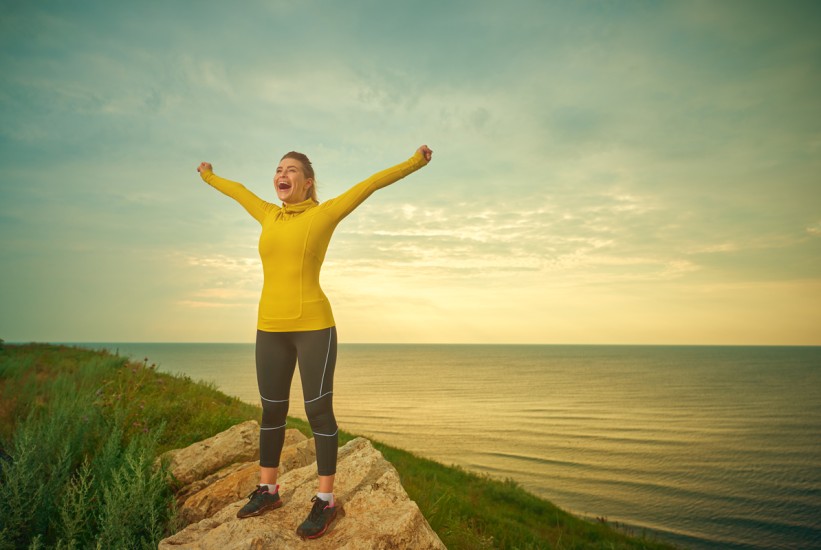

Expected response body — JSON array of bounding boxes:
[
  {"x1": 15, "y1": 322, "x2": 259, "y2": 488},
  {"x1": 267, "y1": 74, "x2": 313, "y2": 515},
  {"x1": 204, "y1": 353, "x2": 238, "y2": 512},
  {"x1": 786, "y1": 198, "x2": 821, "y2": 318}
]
[{"x1": 80, "y1": 343, "x2": 821, "y2": 549}]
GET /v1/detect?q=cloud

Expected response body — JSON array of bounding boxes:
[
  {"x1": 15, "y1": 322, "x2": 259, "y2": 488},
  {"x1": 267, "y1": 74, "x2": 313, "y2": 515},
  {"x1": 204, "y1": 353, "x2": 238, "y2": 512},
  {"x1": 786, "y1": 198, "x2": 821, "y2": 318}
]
[
  {"x1": 323, "y1": 188, "x2": 707, "y2": 290},
  {"x1": 173, "y1": 253, "x2": 262, "y2": 309}
]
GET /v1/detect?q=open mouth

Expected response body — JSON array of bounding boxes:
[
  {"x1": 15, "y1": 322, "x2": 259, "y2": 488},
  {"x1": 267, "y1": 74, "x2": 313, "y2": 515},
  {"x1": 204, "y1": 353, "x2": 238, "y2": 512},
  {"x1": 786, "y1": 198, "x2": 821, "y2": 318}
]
[{"x1": 277, "y1": 182, "x2": 292, "y2": 190}]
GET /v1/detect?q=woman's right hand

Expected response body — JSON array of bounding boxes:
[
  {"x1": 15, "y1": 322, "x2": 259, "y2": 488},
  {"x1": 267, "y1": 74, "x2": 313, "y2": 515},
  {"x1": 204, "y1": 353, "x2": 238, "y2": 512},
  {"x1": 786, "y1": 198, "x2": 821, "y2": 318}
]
[{"x1": 197, "y1": 162, "x2": 213, "y2": 173}]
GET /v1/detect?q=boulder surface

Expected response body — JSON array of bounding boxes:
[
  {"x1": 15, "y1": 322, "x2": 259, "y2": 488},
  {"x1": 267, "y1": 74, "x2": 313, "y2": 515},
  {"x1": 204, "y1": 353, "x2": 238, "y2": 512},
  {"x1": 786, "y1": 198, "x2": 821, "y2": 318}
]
[
  {"x1": 178, "y1": 436, "x2": 316, "y2": 526},
  {"x1": 160, "y1": 436, "x2": 445, "y2": 549},
  {"x1": 174, "y1": 428, "x2": 307, "y2": 506},
  {"x1": 160, "y1": 420, "x2": 260, "y2": 486}
]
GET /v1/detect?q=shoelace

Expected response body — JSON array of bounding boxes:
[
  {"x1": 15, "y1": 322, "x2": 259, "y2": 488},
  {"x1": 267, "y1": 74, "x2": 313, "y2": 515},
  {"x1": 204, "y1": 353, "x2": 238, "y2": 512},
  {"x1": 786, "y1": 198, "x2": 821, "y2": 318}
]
[
  {"x1": 247, "y1": 485, "x2": 268, "y2": 500},
  {"x1": 308, "y1": 497, "x2": 327, "y2": 521}
]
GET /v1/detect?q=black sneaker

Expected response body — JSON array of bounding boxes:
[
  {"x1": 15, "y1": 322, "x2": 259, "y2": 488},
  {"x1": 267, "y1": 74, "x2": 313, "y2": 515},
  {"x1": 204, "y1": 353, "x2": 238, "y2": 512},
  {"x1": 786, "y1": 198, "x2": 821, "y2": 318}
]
[
  {"x1": 296, "y1": 496, "x2": 337, "y2": 539},
  {"x1": 237, "y1": 485, "x2": 282, "y2": 519}
]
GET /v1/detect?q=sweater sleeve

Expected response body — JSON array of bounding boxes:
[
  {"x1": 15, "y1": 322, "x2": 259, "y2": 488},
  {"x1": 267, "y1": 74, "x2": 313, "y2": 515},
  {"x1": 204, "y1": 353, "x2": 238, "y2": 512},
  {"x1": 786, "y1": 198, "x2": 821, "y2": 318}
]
[
  {"x1": 320, "y1": 152, "x2": 428, "y2": 222},
  {"x1": 200, "y1": 170, "x2": 274, "y2": 224}
]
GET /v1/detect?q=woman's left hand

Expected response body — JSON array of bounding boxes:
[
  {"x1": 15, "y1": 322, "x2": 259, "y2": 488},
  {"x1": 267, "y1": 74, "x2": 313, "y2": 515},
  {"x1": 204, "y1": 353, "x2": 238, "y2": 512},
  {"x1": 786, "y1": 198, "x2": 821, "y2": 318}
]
[{"x1": 417, "y1": 145, "x2": 433, "y2": 163}]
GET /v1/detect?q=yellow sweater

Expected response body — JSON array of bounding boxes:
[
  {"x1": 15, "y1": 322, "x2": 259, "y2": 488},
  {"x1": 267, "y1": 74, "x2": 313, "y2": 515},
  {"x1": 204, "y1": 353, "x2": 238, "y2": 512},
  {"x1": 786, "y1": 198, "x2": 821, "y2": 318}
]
[{"x1": 200, "y1": 152, "x2": 428, "y2": 332}]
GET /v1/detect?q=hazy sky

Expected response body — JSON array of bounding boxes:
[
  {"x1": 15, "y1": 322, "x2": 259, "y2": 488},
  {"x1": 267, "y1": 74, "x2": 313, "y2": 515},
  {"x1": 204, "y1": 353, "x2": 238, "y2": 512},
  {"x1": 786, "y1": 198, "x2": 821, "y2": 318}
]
[{"x1": 2, "y1": 0, "x2": 819, "y2": 344}]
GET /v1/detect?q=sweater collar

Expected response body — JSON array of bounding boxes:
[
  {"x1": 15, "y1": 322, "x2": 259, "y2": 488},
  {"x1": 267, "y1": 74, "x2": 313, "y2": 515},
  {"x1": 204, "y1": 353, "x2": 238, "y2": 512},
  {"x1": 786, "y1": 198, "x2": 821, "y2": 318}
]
[{"x1": 279, "y1": 198, "x2": 317, "y2": 216}]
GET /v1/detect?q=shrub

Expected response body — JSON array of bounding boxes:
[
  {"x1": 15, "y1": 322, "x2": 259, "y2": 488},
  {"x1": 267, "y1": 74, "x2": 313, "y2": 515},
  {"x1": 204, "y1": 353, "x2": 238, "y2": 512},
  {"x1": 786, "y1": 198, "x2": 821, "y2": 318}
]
[{"x1": 0, "y1": 354, "x2": 175, "y2": 549}]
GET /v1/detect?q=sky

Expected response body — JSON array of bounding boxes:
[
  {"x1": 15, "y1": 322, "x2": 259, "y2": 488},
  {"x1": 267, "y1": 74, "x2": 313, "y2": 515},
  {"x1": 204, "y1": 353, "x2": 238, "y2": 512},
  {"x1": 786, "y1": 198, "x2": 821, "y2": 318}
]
[{"x1": 1, "y1": 0, "x2": 819, "y2": 345}]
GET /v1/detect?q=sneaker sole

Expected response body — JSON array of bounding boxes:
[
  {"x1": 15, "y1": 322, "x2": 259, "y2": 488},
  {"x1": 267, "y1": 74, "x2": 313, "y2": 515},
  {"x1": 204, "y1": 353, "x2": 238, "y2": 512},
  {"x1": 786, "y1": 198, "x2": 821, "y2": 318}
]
[{"x1": 236, "y1": 498, "x2": 283, "y2": 519}]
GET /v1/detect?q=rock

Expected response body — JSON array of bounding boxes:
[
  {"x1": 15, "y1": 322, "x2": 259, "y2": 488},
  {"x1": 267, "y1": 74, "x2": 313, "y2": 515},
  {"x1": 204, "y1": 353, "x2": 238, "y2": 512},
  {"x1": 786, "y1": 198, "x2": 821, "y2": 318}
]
[
  {"x1": 277, "y1": 434, "x2": 316, "y2": 473},
  {"x1": 175, "y1": 461, "x2": 250, "y2": 506},
  {"x1": 178, "y1": 437, "x2": 317, "y2": 526},
  {"x1": 178, "y1": 461, "x2": 259, "y2": 526},
  {"x1": 160, "y1": 420, "x2": 260, "y2": 486},
  {"x1": 175, "y1": 429, "x2": 308, "y2": 505},
  {"x1": 160, "y1": 437, "x2": 446, "y2": 550}
]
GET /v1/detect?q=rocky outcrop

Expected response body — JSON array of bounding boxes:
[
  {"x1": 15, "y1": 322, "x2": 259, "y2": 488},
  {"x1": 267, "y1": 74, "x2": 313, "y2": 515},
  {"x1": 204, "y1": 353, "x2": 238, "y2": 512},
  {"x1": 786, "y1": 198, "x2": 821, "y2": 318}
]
[
  {"x1": 173, "y1": 429, "x2": 308, "y2": 505},
  {"x1": 178, "y1": 436, "x2": 316, "y2": 526},
  {"x1": 160, "y1": 420, "x2": 260, "y2": 486},
  {"x1": 160, "y1": 434, "x2": 445, "y2": 549}
]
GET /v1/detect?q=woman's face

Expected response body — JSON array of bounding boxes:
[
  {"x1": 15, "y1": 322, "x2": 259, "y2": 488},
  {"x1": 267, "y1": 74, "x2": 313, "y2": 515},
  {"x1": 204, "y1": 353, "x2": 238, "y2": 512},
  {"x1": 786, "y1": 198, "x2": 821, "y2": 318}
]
[{"x1": 274, "y1": 158, "x2": 313, "y2": 204}]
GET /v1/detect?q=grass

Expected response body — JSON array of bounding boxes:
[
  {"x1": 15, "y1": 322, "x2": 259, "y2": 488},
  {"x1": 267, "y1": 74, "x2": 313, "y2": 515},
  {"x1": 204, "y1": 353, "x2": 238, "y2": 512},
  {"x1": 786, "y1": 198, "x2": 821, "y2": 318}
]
[{"x1": 0, "y1": 343, "x2": 676, "y2": 549}]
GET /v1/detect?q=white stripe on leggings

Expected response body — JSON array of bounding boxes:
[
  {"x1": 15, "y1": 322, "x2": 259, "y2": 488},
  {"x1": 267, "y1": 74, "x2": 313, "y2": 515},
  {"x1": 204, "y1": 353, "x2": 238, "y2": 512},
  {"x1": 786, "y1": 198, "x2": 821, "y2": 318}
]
[
  {"x1": 317, "y1": 327, "x2": 333, "y2": 397},
  {"x1": 304, "y1": 390, "x2": 333, "y2": 404},
  {"x1": 260, "y1": 423, "x2": 287, "y2": 431},
  {"x1": 260, "y1": 395, "x2": 289, "y2": 403}
]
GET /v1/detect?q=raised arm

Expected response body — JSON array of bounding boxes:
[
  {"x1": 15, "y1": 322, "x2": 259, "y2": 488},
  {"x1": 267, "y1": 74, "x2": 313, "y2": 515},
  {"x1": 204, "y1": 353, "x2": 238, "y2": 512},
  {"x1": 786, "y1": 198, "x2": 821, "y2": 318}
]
[
  {"x1": 197, "y1": 162, "x2": 273, "y2": 224},
  {"x1": 321, "y1": 145, "x2": 433, "y2": 221}
]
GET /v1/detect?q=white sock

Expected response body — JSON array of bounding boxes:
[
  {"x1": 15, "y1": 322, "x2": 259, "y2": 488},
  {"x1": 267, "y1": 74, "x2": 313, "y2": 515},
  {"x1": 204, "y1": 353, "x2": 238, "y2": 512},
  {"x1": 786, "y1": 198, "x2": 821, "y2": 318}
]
[
  {"x1": 316, "y1": 491, "x2": 334, "y2": 506},
  {"x1": 262, "y1": 483, "x2": 278, "y2": 494}
]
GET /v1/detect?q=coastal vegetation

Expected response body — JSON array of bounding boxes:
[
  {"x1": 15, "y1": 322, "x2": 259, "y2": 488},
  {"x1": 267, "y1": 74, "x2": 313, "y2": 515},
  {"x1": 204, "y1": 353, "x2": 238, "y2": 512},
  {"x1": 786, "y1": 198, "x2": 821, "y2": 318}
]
[{"x1": 0, "y1": 343, "x2": 674, "y2": 549}]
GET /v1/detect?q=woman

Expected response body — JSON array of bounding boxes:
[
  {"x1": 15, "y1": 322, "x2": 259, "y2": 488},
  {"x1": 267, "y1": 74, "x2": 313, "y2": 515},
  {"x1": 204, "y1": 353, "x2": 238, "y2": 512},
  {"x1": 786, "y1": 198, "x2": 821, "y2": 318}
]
[{"x1": 195, "y1": 145, "x2": 432, "y2": 539}]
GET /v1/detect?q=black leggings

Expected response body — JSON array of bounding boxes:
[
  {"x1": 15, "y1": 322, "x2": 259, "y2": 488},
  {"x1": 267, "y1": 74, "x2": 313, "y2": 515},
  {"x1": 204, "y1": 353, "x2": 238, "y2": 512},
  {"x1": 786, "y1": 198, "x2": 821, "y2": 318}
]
[{"x1": 255, "y1": 327, "x2": 338, "y2": 476}]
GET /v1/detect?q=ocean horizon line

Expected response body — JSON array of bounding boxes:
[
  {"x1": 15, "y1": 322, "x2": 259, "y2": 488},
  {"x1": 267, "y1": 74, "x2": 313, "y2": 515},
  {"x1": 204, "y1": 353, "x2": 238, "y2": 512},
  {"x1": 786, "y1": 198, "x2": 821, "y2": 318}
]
[{"x1": 23, "y1": 340, "x2": 821, "y2": 349}]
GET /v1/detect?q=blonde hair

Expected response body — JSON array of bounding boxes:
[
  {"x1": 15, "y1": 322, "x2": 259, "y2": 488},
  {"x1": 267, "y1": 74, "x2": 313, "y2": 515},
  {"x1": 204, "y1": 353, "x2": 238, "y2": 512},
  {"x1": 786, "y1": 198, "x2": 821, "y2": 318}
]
[{"x1": 281, "y1": 151, "x2": 318, "y2": 202}]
